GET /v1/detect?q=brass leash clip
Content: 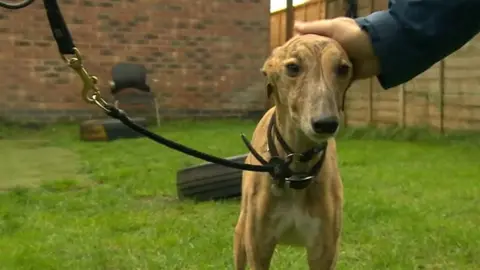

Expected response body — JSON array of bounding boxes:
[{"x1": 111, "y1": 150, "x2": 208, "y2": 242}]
[{"x1": 61, "y1": 47, "x2": 111, "y2": 112}]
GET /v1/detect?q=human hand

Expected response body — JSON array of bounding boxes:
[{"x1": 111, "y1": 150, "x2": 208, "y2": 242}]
[{"x1": 294, "y1": 17, "x2": 380, "y2": 80}]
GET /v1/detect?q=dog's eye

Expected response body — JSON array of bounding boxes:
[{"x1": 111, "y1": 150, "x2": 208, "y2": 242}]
[
  {"x1": 336, "y1": 63, "x2": 350, "y2": 76},
  {"x1": 285, "y1": 63, "x2": 301, "y2": 77}
]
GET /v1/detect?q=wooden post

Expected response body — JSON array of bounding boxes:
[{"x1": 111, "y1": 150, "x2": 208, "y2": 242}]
[
  {"x1": 398, "y1": 84, "x2": 406, "y2": 127},
  {"x1": 365, "y1": 0, "x2": 374, "y2": 125},
  {"x1": 336, "y1": 0, "x2": 342, "y2": 16},
  {"x1": 286, "y1": 0, "x2": 294, "y2": 41},
  {"x1": 324, "y1": 0, "x2": 329, "y2": 19},
  {"x1": 367, "y1": 79, "x2": 373, "y2": 124},
  {"x1": 278, "y1": 13, "x2": 282, "y2": 48},
  {"x1": 439, "y1": 60, "x2": 445, "y2": 133},
  {"x1": 341, "y1": 0, "x2": 348, "y2": 127},
  {"x1": 303, "y1": 2, "x2": 307, "y2": 21},
  {"x1": 319, "y1": 0, "x2": 325, "y2": 19}
]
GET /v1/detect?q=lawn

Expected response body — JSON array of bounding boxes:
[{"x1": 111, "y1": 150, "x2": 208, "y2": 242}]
[{"x1": 0, "y1": 119, "x2": 479, "y2": 270}]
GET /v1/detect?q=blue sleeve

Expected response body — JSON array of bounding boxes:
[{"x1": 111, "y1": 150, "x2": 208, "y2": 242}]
[{"x1": 355, "y1": 0, "x2": 480, "y2": 89}]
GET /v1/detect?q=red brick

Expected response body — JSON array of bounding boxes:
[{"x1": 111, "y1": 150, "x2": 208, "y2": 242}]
[{"x1": 0, "y1": 0, "x2": 269, "y2": 122}]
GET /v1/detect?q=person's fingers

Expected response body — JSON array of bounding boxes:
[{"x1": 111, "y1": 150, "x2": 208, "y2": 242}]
[
  {"x1": 294, "y1": 18, "x2": 380, "y2": 80},
  {"x1": 294, "y1": 20, "x2": 335, "y2": 37}
]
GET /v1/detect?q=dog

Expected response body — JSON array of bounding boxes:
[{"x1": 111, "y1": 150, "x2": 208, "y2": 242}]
[{"x1": 234, "y1": 34, "x2": 353, "y2": 270}]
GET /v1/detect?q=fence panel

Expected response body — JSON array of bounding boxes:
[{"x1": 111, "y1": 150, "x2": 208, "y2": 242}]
[
  {"x1": 271, "y1": 0, "x2": 480, "y2": 132},
  {"x1": 270, "y1": 0, "x2": 325, "y2": 50}
]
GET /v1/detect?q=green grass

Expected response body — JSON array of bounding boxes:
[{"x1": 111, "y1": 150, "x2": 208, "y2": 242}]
[{"x1": 0, "y1": 119, "x2": 479, "y2": 270}]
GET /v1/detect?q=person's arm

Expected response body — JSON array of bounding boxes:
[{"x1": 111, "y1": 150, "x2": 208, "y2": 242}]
[{"x1": 355, "y1": 0, "x2": 480, "y2": 89}]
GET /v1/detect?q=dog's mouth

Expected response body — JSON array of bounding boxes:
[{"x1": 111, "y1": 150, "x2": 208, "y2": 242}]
[{"x1": 307, "y1": 129, "x2": 338, "y2": 143}]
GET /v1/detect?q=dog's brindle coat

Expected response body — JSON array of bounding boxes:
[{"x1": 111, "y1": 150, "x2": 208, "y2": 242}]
[{"x1": 234, "y1": 35, "x2": 353, "y2": 270}]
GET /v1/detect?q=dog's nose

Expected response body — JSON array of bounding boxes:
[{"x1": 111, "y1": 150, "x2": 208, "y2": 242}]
[{"x1": 312, "y1": 116, "x2": 339, "y2": 134}]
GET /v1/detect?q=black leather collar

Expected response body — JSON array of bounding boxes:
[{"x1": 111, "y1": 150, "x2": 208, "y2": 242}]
[{"x1": 265, "y1": 111, "x2": 328, "y2": 190}]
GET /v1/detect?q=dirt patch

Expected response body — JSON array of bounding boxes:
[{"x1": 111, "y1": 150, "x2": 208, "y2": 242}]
[{"x1": 0, "y1": 140, "x2": 90, "y2": 190}]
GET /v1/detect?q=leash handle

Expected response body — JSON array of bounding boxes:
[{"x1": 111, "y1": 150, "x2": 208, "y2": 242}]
[
  {"x1": 41, "y1": 1, "x2": 106, "y2": 106},
  {"x1": 43, "y1": 0, "x2": 75, "y2": 55},
  {"x1": 0, "y1": 0, "x2": 34, "y2": 9}
]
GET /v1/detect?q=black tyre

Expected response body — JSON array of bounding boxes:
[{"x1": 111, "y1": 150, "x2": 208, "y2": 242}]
[{"x1": 176, "y1": 154, "x2": 248, "y2": 202}]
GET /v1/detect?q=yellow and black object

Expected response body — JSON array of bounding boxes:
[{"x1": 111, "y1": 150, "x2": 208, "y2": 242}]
[
  {"x1": 79, "y1": 117, "x2": 147, "y2": 142},
  {"x1": 79, "y1": 62, "x2": 154, "y2": 142}
]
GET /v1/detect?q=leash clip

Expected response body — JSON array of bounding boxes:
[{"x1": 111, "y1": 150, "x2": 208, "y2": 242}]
[
  {"x1": 62, "y1": 48, "x2": 110, "y2": 112},
  {"x1": 269, "y1": 155, "x2": 314, "y2": 189}
]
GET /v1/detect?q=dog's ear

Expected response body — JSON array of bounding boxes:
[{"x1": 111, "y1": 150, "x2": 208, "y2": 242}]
[
  {"x1": 262, "y1": 47, "x2": 283, "y2": 99},
  {"x1": 260, "y1": 68, "x2": 274, "y2": 98},
  {"x1": 337, "y1": 59, "x2": 354, "y2": 111},
  {"x1": 266, "y1": 83, "x2": 274, "y2": 98}
]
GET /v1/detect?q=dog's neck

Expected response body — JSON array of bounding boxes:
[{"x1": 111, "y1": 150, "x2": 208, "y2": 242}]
[{"x1": 273, "y1": 106, "x2": 320, "y2": 157}]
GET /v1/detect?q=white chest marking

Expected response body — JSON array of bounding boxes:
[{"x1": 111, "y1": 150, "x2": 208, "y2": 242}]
[{"x1": 269, "y1": 201, "x2": 322, "y2": 247}]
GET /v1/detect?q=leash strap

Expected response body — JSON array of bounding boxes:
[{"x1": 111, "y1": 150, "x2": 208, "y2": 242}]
[
  {"x1": 0, "y1": 0, "x2": 334, "y2": 181},
  {"x1": 105, "y1": 104, "x2": 274, "y2": 173},
  {"x1": 268, "y1": 112, "x2": 326, "y2": 161},
  {"x1": 1, "y1": 0, "x2": 277, "y2": 174},
  {"x1": 241, "y1": 111, "x2": 328, "y2": 189},
  {"x1": 340, "y1": 0, "x2": 358, "y2": 111},
  {"x1": 43, "y1": 0, "x2": 76, "y2": 55}
]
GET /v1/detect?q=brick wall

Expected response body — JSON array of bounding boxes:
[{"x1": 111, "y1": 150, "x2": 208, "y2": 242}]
[{"x1": 0, "y1": 0, "x2": 270, "y2": 122}]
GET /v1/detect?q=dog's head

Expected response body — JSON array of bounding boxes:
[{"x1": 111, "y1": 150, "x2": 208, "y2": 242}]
[{"x1": 262, "y1": 34, "x2": 353, "y2": 142}]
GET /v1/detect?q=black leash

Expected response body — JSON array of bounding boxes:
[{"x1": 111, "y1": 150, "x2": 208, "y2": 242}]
[
  {"x1": 1, "y1": 0, "x2": 354, "y2": 187},
  {"x1": 43, "y1": 0, "x2": 76, "y2": 55},
  {"x1": 261, "y1": 111, "x2": 328, "y2": 189},
  {"x1": 104, "y1": 104, "x2": 273, "y2": 172},
  {"x1": 0, "y1": 0, "x2": 292, "y2": 179},
  {"x1": 38, "y1": 1, "x2": 280, "y2": 173}
]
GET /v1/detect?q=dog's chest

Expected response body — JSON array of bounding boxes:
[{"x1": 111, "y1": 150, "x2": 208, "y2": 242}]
[{"x1": 268, "y1": 199, "x2": 322, "y2": 247}]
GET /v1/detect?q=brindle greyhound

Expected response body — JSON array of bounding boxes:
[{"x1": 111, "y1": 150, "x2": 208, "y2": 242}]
[{"x1": 234, "y1": 34, "x2": 353, "y2": 270}]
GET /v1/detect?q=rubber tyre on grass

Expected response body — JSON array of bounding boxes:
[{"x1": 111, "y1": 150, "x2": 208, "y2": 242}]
[{"x1": 176, "y1": 154, "x2": 248, "y2": 202}]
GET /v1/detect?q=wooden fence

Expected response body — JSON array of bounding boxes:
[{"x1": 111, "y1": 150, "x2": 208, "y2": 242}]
[
  {"x1": 270, "y1": 0, "x2": 325, "y2": 50},
  {"x1": 271, "y1": 0, "x2": 480, "y2": 132}
]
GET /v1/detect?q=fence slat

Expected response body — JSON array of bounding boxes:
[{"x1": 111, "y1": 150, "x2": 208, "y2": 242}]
[
  {"x1": 271, "y1": 0, "x2": 326, "y2": 41},
  {"x1": 439, "y1": 60, "x2": 445, "y2": 133},
  {"x1": 399, "y1": 84, "x2": 406, "y2": 127}
]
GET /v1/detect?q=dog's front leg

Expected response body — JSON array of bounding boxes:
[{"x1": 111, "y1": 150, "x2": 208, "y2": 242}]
[
  {"x1": 306, "y1": 241, "x2": 339, "y2": 270},
  {"x1": 234, "y1": 211, "x2": 247, "y2": 270},
  {"x1": 244, "y1": 210, "x2": 277, "y2": 270},
  {"x1": 306, "y1": 207, "x2": 343, "y2": 270}
]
